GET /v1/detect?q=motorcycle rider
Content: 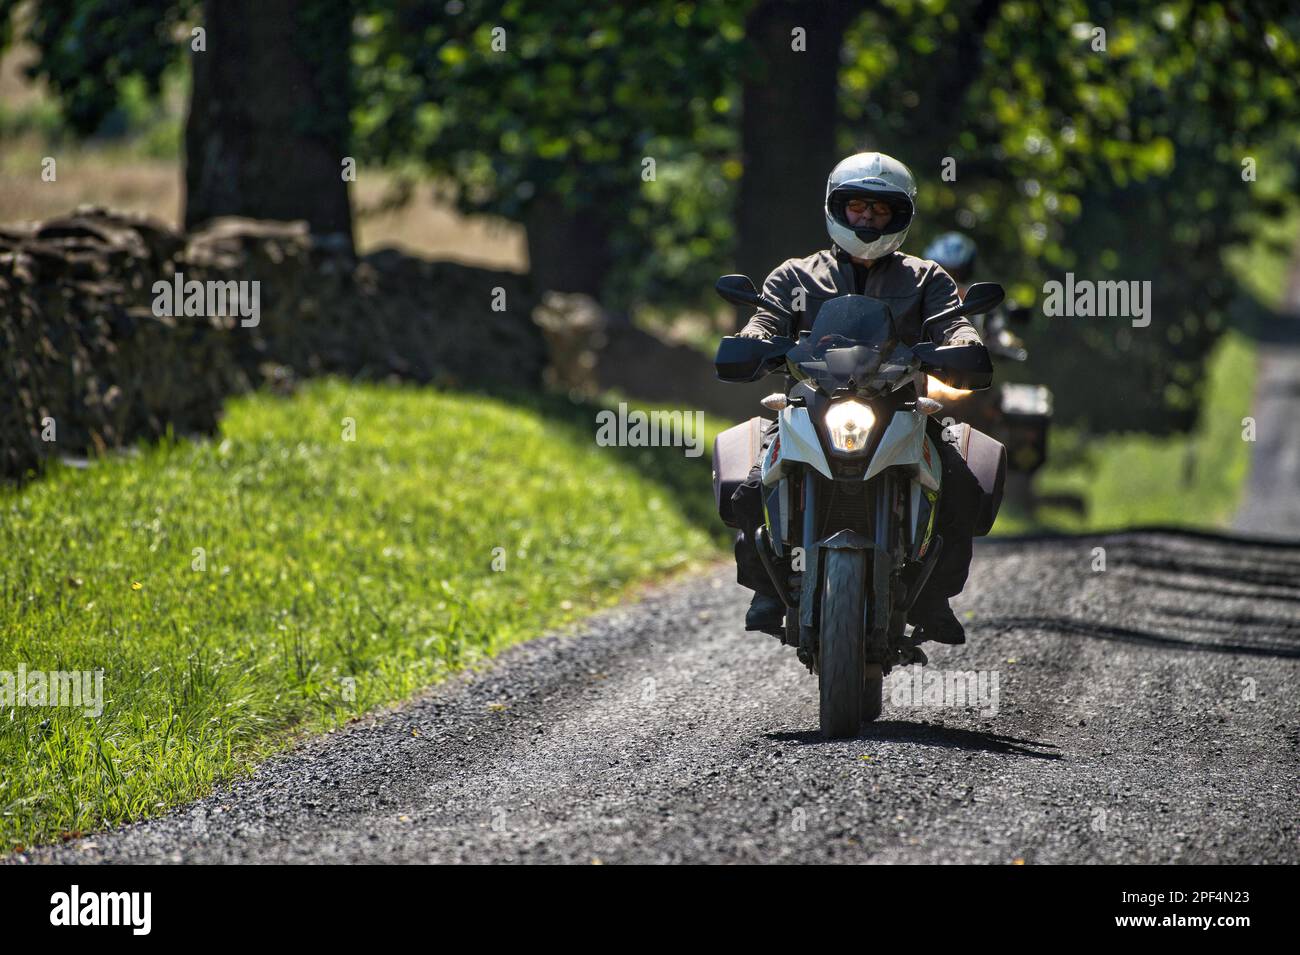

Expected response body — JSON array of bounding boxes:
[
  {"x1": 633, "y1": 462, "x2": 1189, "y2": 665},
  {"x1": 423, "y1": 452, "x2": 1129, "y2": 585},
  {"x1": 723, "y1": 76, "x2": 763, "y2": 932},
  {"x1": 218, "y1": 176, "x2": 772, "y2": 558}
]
[
  {"x1": 924, "y1": 231, "x2": 1028, "y2": 358},
  {"x1": 731, "y1": 151, "x2": 984, "y2": 646},
  {"x1": 924, "y1": 231, "x2": 978, "y2": 297}
]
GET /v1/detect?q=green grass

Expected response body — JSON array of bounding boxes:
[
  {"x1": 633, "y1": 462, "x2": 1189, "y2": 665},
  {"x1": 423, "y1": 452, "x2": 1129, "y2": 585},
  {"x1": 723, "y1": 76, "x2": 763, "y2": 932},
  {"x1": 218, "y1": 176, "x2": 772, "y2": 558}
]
[
  {"x1": 0, "y1": 379, "x2": 723, "y2": 849},
  {"x1": 993, "y1": 329, "x2": 1258, "y2": 533}
]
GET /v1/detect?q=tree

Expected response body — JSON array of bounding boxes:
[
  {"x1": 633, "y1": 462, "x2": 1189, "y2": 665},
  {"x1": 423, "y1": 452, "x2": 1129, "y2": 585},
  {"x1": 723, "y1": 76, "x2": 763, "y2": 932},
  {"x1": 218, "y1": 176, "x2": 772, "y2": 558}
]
[
  {"x1": 841, "y1": 0, "x2": 1300, "y2": 432},
  {"x1": 352, "y1": 1, "x2": 747, "y2": 305},
  {"x1": 185, "y1": 0, "x2": 354, "y2": 244},
  {"x1": 735, "y1": 0, "x2": 859, "y2": 290},
  {"x1": 1, "y1": 0, "x2": 355, "y2": 251}
]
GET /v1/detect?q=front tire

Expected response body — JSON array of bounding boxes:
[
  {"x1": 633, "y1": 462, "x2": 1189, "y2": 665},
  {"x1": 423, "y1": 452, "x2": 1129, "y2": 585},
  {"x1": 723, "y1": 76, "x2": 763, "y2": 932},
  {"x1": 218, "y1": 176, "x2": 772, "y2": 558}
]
[
  {"x1": 818, "y1": 549, "x2": 868, "y2": 738},
  {"x1": 864, "y1": 663, "x2": 883, "y2": 723}
]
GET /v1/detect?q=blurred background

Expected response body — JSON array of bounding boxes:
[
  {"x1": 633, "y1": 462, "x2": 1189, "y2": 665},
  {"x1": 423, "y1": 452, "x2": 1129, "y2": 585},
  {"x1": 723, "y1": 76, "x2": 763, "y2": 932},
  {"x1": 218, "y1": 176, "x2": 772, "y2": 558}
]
[{"x1": 5, "y1": 0, "x2": 1298, "y2": 528}]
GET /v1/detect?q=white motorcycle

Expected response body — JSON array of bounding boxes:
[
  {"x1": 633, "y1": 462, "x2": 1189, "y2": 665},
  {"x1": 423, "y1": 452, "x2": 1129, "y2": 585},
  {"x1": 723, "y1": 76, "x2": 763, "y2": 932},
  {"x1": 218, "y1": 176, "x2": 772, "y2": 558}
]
[{"x1": 712, "y1": 275, "x2": 1008, "y2": 738}]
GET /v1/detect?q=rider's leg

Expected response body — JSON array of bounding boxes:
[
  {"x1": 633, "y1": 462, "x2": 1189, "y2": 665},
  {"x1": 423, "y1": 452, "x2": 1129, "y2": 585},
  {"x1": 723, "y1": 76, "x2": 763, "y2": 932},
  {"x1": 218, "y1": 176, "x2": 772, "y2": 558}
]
[
  {"x1": 730, "y1": 423, "x2": 784, "y2": 633},
  {"x1": 734, "y1": 526, "x2": 779, "y2": 596},
  {"x1": 908, "y1": 419, "x2": 980, "y2": 644}
]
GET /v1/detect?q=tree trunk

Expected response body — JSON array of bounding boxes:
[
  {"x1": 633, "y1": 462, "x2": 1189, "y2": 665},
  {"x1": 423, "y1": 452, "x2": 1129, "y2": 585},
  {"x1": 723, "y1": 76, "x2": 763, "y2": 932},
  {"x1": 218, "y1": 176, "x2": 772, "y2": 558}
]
[
  {"x1": 736, "y1": 0, "x2": 857, "y2": 302},
  {"x1": 523, "y1": 194, "x2": 616, "y2": 300},
  {"x1": 892, "y1": 0, "x2": 1003, "y2": 162},
  {"x1": 184, "y1": 0, "x2": 354, "y2": 250}
]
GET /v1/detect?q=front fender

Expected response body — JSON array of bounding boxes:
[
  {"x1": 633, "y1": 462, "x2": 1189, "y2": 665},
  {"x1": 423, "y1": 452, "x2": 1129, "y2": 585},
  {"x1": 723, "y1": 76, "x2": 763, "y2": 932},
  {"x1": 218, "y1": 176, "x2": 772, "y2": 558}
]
[{"x1": 820, "y1": 529, "x2": 874, "y2": 550}]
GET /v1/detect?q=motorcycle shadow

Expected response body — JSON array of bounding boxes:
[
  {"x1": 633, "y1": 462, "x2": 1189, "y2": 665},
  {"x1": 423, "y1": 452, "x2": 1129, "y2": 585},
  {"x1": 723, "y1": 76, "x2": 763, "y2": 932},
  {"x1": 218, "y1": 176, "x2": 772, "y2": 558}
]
[{"x1": 766, "y1": 722, "x2": 1062, "y2": 759}]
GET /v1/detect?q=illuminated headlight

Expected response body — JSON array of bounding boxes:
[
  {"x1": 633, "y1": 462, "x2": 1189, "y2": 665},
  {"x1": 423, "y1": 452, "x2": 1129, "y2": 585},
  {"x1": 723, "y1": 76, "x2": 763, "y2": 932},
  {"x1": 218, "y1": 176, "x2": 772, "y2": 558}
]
[{"x1": 824, "y1": 399, "x2": 876, "y2": 453}]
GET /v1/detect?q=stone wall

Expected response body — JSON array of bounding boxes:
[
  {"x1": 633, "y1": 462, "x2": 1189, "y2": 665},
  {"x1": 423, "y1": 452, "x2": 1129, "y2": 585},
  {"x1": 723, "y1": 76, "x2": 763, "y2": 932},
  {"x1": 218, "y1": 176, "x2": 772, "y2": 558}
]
[{"x1": 0, "y1": 207, "x2": 545, "y2": 481}]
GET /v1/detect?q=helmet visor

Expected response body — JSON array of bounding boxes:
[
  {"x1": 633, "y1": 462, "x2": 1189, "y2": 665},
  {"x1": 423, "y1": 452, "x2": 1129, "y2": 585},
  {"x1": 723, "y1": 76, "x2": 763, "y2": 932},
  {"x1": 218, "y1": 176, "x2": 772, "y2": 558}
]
[{"x1": 827, "y1": 186, "x2": 913, "y2": 238}]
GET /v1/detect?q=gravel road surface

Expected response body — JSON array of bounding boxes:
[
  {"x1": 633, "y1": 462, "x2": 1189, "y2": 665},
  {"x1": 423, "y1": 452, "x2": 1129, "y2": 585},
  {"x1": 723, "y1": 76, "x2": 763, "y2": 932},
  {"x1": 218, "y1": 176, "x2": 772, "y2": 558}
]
[
  {"x1": 1236, "y1": 321, "x2": 1300, "y2": 536},
  {"x1": 18, "y1": 528, "x2": 1299, "y2": 864}
]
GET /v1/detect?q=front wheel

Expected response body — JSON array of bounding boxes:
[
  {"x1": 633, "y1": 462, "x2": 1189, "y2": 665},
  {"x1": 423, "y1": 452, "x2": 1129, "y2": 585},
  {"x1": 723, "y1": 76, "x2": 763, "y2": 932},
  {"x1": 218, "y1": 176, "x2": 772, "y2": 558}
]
[
  {"x1": 864, "y1": 663, "x2": 883, "y2": 723},
  {"x1": 818, "y1": 549, "x2": 868, "y2": 738}
]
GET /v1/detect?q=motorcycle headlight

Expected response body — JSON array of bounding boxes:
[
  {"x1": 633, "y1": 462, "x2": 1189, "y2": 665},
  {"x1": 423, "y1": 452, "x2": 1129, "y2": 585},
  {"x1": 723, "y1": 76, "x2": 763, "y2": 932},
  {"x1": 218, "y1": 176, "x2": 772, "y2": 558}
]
[{"x1": 824, "y1": 399, "x2": 876, "y2": 453}]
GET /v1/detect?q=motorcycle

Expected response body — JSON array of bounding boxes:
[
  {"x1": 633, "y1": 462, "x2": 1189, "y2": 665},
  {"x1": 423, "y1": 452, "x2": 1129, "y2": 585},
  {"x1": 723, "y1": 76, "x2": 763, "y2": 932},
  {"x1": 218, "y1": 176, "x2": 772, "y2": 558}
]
[{"x1": 712, "y1": 275, "x2": 1008, "y2": 738}]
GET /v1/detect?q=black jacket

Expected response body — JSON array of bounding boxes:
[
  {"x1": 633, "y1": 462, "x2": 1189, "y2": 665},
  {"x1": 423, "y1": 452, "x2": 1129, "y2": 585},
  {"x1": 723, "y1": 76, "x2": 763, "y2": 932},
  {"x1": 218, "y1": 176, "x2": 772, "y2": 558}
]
[{"x1": 739, "y1": 246, "x2": 981, "y2": 347}]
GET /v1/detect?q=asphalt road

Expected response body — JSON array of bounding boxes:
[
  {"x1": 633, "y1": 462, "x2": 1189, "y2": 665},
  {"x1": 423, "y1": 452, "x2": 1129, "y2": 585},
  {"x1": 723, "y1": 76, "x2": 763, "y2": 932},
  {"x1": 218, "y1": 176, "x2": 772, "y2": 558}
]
[{"x1": 18, "y1": 527, "x2": 1300, "y2": 864}]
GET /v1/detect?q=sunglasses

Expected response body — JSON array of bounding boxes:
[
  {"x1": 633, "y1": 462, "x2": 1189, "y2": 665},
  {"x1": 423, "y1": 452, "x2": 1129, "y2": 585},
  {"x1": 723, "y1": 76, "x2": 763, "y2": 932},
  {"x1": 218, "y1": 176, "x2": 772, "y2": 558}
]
[{"x1": 845, "y1": 198, "x2": 894, "y2": 217}]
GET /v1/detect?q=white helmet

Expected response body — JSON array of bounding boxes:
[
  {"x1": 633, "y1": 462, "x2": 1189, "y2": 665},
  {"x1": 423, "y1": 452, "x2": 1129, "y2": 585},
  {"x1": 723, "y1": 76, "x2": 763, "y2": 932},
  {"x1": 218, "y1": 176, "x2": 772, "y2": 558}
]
[{"x1": 824, "y1": 152, "x2": 917, "y2": 260}]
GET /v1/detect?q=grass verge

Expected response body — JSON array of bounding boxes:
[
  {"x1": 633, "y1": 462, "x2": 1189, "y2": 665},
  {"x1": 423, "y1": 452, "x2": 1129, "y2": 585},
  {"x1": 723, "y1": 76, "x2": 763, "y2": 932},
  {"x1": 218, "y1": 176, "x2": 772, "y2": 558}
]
[
  {"x1": 993, "y1": 329, "x2": 1258, "y2": 533},
  {"x1": 0, "y1": 379, "x2": 723, "y2": 850}
]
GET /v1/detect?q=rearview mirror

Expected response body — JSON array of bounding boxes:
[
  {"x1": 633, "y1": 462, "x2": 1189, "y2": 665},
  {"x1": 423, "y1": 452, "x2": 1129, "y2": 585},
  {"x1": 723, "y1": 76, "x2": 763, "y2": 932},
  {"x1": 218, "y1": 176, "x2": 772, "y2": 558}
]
[
  {"x1": 920, "y1": 282, "x2": 1006, "y2": 339},
  {"x1": 715, "y1": 274, "x2": 795, "y2": 321},
  {"x1": 959, "y1": 282, "x2": 1004, "y2": 316},
  {"x1": 715, "y1": 274, "x2": 760, "y2": 308}
]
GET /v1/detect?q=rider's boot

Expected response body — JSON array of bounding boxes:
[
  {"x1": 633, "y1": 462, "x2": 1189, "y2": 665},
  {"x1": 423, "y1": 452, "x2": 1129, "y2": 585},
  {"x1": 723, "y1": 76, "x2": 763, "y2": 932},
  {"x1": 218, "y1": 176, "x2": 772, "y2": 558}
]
[
  {"x1": 907, "y1": 596, "x2": 966, "y2": 645},
  {"x1": 745, "y1": 592, "x2": 786, "y2": 637}
]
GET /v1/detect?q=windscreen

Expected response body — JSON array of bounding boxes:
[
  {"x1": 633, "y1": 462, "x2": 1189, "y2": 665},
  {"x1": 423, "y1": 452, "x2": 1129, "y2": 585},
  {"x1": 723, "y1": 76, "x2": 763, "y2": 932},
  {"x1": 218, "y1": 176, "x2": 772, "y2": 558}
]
[
  {"x1": 806, "y1": 295, "x2": 896, "y2": 348},
  {"x1": 786, "y1": 295, "x2": 900, "y2": 393}
]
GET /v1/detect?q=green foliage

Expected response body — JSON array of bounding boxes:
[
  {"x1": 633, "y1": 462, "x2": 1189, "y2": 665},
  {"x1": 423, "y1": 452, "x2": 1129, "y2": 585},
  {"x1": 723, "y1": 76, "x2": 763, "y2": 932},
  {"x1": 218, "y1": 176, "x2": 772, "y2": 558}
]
[
  {"x1": 605, "y1": 128, "x2": 739, "y2": 313},
  {"x1": 352, "y1": 0, "x2": 748, "y2": 309},
  {"x1": 1021, "y1": 328, "x2": 1258, "y2": 530},
  {"x1": 0, "y1": 0, "x2": 196, "y2": 136},
  {"x1": 0, "y1": 379, "x2": 720, "y2": 849},
  {"x1": 846, "y1": 0, "x2": 1300, "y2": 432},
  {"x1": 6, "y1": 0, "x2": 1298, "y2": 433}
]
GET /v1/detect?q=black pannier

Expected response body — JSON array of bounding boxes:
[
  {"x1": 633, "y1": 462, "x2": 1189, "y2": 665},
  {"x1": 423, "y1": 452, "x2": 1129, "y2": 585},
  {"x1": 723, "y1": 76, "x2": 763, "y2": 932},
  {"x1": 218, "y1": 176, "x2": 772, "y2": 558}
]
[{"x1": 713, "y1": 416, "x2": 768, "y2": 528}]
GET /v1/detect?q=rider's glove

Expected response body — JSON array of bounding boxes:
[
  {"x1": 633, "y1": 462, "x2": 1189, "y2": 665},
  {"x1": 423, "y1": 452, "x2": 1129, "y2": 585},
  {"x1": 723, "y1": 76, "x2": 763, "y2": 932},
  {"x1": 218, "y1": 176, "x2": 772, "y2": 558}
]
[{"x1": 944, "y1": 329, "x2": 982, "y2": 347}]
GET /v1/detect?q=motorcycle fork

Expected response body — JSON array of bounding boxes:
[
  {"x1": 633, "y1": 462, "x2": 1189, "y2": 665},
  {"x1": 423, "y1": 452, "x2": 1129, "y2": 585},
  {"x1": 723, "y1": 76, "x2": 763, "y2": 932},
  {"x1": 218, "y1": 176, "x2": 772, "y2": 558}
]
[
  {"x1": 796, "y1": 471, "x2": 897, "y2": 664},
  {"x1": 797, "y1": 472, "x2": 818, "y2": 662},
  {"x1": 865, "y1": 473, "x2": 895, "y2": 663}
]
